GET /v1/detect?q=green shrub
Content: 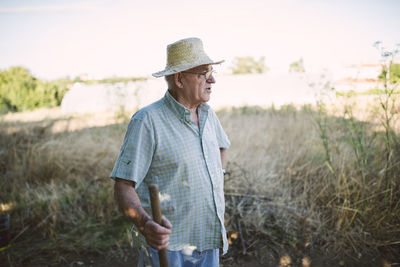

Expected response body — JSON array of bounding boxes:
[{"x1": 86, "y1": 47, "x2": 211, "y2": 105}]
[{"x1": 0, "y1": 66, "x2": 69, "y2": 113}]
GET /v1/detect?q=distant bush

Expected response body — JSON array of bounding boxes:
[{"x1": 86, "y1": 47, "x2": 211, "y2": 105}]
[
  {"x1": 289, "y1": 58, "x2": 306, "y2": 73},
  {"x1": 336, "y1": 88, "x2": 400, "y2": 97},
  {"x1": 82, "y1": 76, "x2": 147, "y2": 85},
  {"x1": 230, "y1": 56, "x2": 269, "y2": 74},
  {"x1": 0, "y1": 66, "x2": 70, "y2": 113}
]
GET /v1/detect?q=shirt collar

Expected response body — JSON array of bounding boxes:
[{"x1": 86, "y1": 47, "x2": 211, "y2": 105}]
[{"x1": 164, "y1": 90, "x2": 210, "y2": 122}]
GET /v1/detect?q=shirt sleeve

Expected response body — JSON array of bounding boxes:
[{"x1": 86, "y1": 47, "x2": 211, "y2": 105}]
[
  {"x1": 210, "y1": 110, "x2": 230, "y2": 149},
  {"x1": 110, "y1": 114, "x2": 155, "y2": 187}
]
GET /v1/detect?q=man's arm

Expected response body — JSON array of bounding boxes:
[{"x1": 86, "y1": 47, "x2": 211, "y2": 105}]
[
  {"x1": 220, "y1": 148, "x2": 228, "y2": 169},
  {"x1": 114, "y1": 178, "x2": 172, "y2": 250}
]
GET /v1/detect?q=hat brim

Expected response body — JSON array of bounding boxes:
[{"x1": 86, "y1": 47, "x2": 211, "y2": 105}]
[{"x1": 152, "y1": 60, "x2": 224, "y2": 78}]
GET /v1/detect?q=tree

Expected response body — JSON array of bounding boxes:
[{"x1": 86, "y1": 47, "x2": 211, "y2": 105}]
[
  {"x1": 0, "y1": 66, "x2": 70, "y2": 113},
  {"x1": 0, "y1": 66, "x2": 37, "y2": 112},
  {"x1": 289, "y1": 58, "x2": 305, "y2": 73},
  {"x1": 230, "y1": 56, "x2": 269, "y2": 74}
]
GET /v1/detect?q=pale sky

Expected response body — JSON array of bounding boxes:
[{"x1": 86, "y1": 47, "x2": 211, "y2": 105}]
[{"x1": 0, "y1": 0, "x2": 399, "y2": 80}]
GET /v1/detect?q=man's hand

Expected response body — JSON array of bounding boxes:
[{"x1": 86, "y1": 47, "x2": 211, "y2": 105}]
[
  {"x1": 143, "y1": 216, "x2": 172, "y2": 250},
  {"x1": 114, "y1": 178, "x2": 172, "y2": 250},
  {"x1": 114, "y1": 178, "x2": 173, "y2": 250}
]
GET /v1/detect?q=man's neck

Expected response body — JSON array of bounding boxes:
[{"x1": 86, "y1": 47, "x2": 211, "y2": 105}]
[
  {"x1": 168, "y1": 89, "x2": 199, "y2": 110},
  {"x1": 168, "y1": 89, "x2": 199, "y2": 126}
]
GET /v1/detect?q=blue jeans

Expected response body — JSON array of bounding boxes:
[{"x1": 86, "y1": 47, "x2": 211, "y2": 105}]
[{"x1": 137, "y1": 246, "x2": 219, "y2": 267}]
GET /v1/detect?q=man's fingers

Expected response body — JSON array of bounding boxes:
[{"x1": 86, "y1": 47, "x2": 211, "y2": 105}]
[
  {"x1": 146, "y1": 220, "x2": 171, "y2": 234},
  {"x1": 147, "y1": 235, "x2": 169, "y2": 246},
  {"x1": 145, "y1": 228, "x2": 169, "y2": 250},
  {"x1": 161, "y1": 216, "x2": 172, "y2": 229},
  {"x1": 146, "y1": 232, "x2": 169, "y2": 245},
  {"x1": 144, "y1": 219, "x2": 171, "y2": 249}
]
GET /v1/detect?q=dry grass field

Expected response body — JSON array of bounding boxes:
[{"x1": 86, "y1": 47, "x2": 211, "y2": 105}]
[{"x1": 1, "y1": 94, "x2": 400, "y2": 266}]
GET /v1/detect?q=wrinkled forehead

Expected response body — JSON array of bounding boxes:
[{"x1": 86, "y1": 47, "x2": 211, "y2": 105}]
[{"x1": 187, "y1": 64, "x2": 212, "y2": 72}]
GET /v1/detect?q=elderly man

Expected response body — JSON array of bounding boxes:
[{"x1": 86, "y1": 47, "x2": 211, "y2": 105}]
[{"x1": 111, "y1": 37, "x2": 230, "y2": 267}]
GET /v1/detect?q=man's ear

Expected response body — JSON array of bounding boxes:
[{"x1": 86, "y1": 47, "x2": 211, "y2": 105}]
[{"x1": 174, "y1": 73, "x2": 184, "y2": 88}]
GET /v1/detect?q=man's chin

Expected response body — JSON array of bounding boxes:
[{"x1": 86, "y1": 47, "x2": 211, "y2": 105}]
[{"x1": 203, "y1": 97, "x2": 210, "y2": 103}]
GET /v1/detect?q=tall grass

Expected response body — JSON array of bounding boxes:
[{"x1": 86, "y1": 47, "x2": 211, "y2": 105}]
[
  {"x1": 0, "y1": 116, "x2": 133, "y2": 265},
  {"x1": 0, "y1": 97, "x2": 399, "y2": 266},
  {"x1": 219, "y1": 100, "x2": 400, "y2": 265}
]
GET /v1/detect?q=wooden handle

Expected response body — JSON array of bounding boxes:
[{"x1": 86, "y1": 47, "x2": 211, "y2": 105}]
[{"x1": 148, "y1": 184, "x2": 169, "y2": 267}]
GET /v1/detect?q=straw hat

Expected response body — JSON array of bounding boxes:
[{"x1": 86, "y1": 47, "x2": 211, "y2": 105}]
[{"x1": 152, "y1": 37, "x2": 224, "y2": 78}]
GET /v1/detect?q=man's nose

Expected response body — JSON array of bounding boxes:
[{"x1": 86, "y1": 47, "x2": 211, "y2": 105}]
[{"x1": 207, "y1": 73, "x2": 216, "y2": 84}]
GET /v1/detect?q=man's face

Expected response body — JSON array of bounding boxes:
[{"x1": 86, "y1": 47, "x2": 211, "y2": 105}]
[{"x1": 180, "y1": 64, "x2": 216, "y2": 106}]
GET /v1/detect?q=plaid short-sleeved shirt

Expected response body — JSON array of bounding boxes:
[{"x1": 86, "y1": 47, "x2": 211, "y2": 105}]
[{"x1": 110, "y1": 91, "x2": 230, "y2": 254}]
